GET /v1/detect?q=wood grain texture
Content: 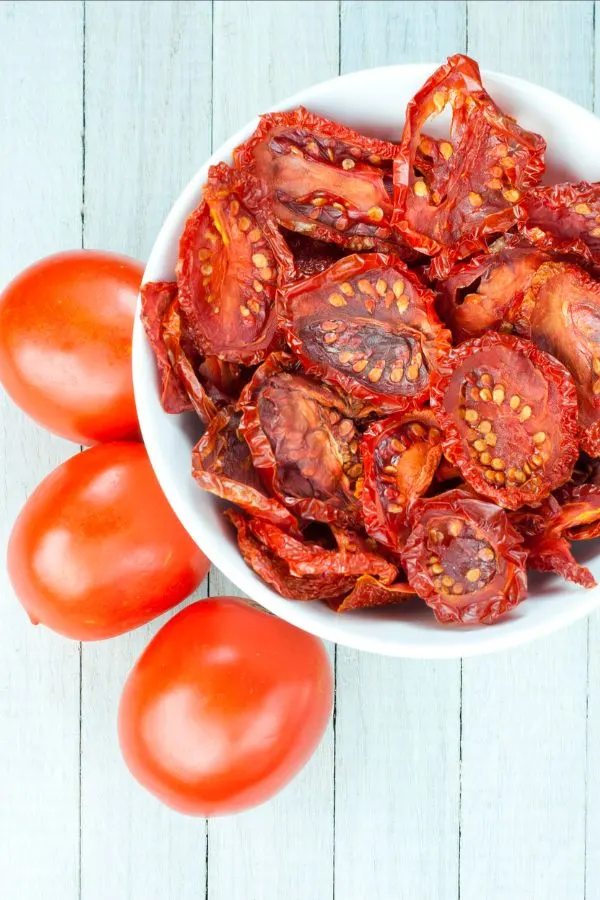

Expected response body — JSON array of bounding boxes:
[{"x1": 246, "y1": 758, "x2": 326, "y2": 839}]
[
  {"x1": 208, "y1": 5, "x2": 338, "y2": 899},
  {"x1": 462, "y1": 5, "x2": 593, "y2": 898},
  {"x1": 80, "y1": 4, "x2": 211, "y2": 898},
  {"x1": 0, "y1": 3, "x2": 83, "y2": 900},
  {"x1": 333, "y1": 7, "x2": 466, "y2": 899}
]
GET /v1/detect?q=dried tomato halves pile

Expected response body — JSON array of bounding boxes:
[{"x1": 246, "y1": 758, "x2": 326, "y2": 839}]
[{"x1": 140, "y1": 53, "x2": 600, "y2": 627}]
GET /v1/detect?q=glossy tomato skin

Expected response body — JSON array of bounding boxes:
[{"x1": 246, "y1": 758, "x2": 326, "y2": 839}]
[
  {"x1": 7, "y1": 443, "x2": 209, "y2": 640},
  {"x1": 0, "y1": 250, "x2": 143, "y2": 444},
  {"x1": 118, "y1": 598, "x2": 333, "y2": 816}
]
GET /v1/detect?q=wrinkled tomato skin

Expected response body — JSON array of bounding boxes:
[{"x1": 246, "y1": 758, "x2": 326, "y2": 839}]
[
  {"x1": 430, "y1": 333, "x2": 579, "y2": 509},
  {"x1": 118, "y1": 597, "x2": 333, "y2": 816},
  {"x1": 393, "y1": 54, "x2": 545, "y2": 278},
  {"x1": 234, "y1": 106, "x2": 404, "y2": 253},
  {"x1": 240, "y1": 353, "x2": 364, "y2": 527},
  {"x1": 401, "y1": 488, "x2": 528, "y2": 625},
  {"x1": 281, "y1": 252, "x2": 451, "y2": 413},
  {"x1": 140, "y1": 281, "x2": 194, "y2": 414},
  {"x1": 0, "y1": 250, "x2": 142, "y2": 445},
  {"x1": 333, "y1": 575, "x2": 415, "y2": 612},
  {"x1": 7, "y1": 443, "x2": 209, "y2": 640}
]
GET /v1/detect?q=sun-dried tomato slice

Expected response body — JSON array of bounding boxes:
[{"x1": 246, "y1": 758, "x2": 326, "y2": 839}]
[
  {"x1": 192, "y1": 408, "x2": 299, "y2": 531},
  {"x1": 282, "y1": 230, "x2": 345, "y2": 280},
  {"x1": 401, "y1": 488, "x2": 528, "y2": 624},
  {"x1": 227, "y1": 509, "x2": 356, "y2": 601},
  {"x1": 436, "y1": 242, "x2": 548, "y2": 342},
  {"x1": 280, "y1": 253, "x2": 451, "y2": 412},
  {"x1": 234, "y1": 106, "x2": 409, "y2": 254},
  {"x1": 517, "y1": 181, "x2": 600, "y2": 264},
  {"x1": 176, "y1": 162, "x2": 293, "y2": 365},
  {"x1": 242, "y1": 516, "x2": 398, "y2": 582},
  {"x1": 161, "y1": 300, "x2": 248, "y2": 424},
  {"x1": 393, "y1": 54, "x2": 546, "y2": 278},
  {"x1": 140, "y1": 280, "x2": 193, "y2": 413},
  {"x1": 360, "y1": 409, "x2": 443, "y2": 547},
  {"x1": 332, "y1": 575, "x2": 415, "y2": 612},
  {"x1": 430, "y1": 333, "x2": 579, "y2": 509},
  {"x1": 239, "y1": 353, "x2": 364, "y2": 527},
  {"x1": 517, "y1": 261, "x2": 600, "y2": 456}
]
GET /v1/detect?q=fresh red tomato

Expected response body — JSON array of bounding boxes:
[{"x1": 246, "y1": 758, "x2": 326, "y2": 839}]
[
  {"x1": 0, "y1": 250, "x2": 143, "y2": 444},
  {"x1": 118, "y1": 597, "x2": 333, "y2": 815},
  {"x1": 7, "y1": 442, "x2": 209, "y2": 640}
]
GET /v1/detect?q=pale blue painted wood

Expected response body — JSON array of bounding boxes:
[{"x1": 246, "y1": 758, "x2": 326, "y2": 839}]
[
  {"x1": 462, "y1": 6, "x2": 593, "y2": 897},
  {"x1": 80, "y1": 4, "x2": 212, "y2": 898},
  {"x1": 0, "y1": 3, "x2": 83, "y2": 899}
]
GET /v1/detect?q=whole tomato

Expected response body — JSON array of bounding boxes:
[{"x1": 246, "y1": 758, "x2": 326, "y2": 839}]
[
  {"x1": 7, "y1": 443, "x2": 209, "y2": 640},
  {"x1": 118, "y1": 598, "x2": 333, "y2": 816},
  {"x1": 0, "y1": 250, "x2": 143, "y2": 444}
]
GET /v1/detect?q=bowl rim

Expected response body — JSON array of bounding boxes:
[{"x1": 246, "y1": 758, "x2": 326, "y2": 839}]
[{"x1": 133, "y1": 61, "x2": 600, "y2": 658}]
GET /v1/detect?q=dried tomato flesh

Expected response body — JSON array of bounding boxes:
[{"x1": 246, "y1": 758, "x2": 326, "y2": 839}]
[
  {"x1": 140, "y1": 281, "x2": 193, "y2": 413},
  {"x1": 333, "y1": 575, "x2": 415, "y2": 612},
  {"x1": 517, "y1": 262, "x2": 600, "y2": 457},
  {"x1": 517, "y1": 181, "x2": 600, "y2": 264},
  {"x1": 234, "y1": 106, "x2": 406, "y2": 253},
  {"x1": 430, "y1": 333, "x2": 579, "y2": 509},
  {"x1": 176, "y1": 162, "x2": 293, "y2": 365},
  {"x1": 281, "y1": 253, "x2": 451, "y2": 412},
  {"x1": 436, "y1": 244, "x2": 548, "y2": 343},
  {"x1": 393, "y1": 54, "x2": 546, "y2": 278},
  {"x1": 282, "y1": 230, "x2": 345, "y2": 279},
  {"x1": 227, "y1": 509, "x2": 356, "y2": 601},
  {"x1": 192, "y1": 408, "x2": 299, "y2": 530},
  {"x1": 401, "y1": 488, "x2": 528, "y2": 624},
  {"x1": 552, "y1": 484, "x2": 600, "y2": 542},
  {"x1": 242, "y1": 516, "x2": 398, "y2": 582},
  {"x1": 360, "y1": 409, "x2": 443, "y2": 548},
  {"x1": 240, "y1": 353, "x2": 364, "y2": 526}
]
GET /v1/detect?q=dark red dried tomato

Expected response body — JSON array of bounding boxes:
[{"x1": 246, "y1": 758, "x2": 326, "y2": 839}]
[
  {"x1": 360, "y1": 409, "x2": 443, "y2": 548},
  {"x1": 430, "y1": 333, "x2": 579, "y2": 509},
  {"x1": 242, "y1": 516, "x2": 398, "y2": 582},
  {"x1": 192, "y1": 408, "x2": 299, "y2": 531},
  {"x1": 176, "y1": 162, "x2": 293, "y2": 365},
  {"x1": 227, "y1": 509, "x2": 356, "y2": 601},
  {"x1": 552, "y1": 484, "x2": 600, "y2": 542},
  {"x1": 436, "y1": 242, "x2": 548, "y2": 342},
  {"x1": 434, "y1": 456, "x2": 462, "y2": 485},
  {"x1": 239, "y1": 353, "x2": 364, "y2": 527},
  {"x1": 517, "y1": 181, "x2": 600, "y2": 264},
  {"x1": 393, "y1": 54, "x2": 546, "y2": 278},
  {"x1": 569, "y1": 453, "x2": 600, "y2": 487},
  {"x1": 233, "y1": 106, "x2": 408, "y2": 253},
  {"x1": 280, "y1": 253, "x2": 451, "y2": 413},
  {"x1": 516, "y1": 261, "x2": 600, "y2": 456},
  {"x1": 332, "y1": 575, "x2": 415, "y2": 612},
  {"x1": 161, "y1": 300, "x2": 249, "y2": 424},
  {"x1": 401, "y1": 488, "x2": 528, "y2": 624},
  {"x1": 282, "y1": 230, "x2": 346, "y2": 279},
  {"x1": 140, "y1": 280, "x2": 192, "y2": 413}
]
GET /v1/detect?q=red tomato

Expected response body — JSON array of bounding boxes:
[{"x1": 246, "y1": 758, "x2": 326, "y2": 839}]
[
  {"x1": 118, "y1": 598, "x2": 333, "y2": 816},
  {"x1": 7, "y1": 443, "x2": 209, "y2": 640},
  {"x1": 0, "y1": 250, "x2": 143, "y2": 444}
]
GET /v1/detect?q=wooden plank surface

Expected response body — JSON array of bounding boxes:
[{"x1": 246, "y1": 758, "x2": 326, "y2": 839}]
[
  {"x1": 1, "y1": 2, "x2": 599, "y2": 899},
  {"x1": 0, "y1": 4, "x2": 83, "y2": 900},
  {"x1": 461, "y1": 4, "x2": 593, "y2": 898},
  {"x1": 80, "y1": 4, "x2": 211, "y2": 899},
  {"x1": 208, "y1": 5, "x2": 338, "y2": 899},
  {"x1": 334, "y1": 7, "x2": 466, "y2": 900}
]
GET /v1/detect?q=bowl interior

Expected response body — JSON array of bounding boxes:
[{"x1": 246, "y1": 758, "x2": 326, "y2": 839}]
[{"x1": 133, "y1": 63, "x2": 600, "y2": 658}]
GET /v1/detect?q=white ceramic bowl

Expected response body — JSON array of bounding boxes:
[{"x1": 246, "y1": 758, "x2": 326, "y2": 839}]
[{"x1": 133, "y1": 63, "x2": 600, "y2": 658}]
